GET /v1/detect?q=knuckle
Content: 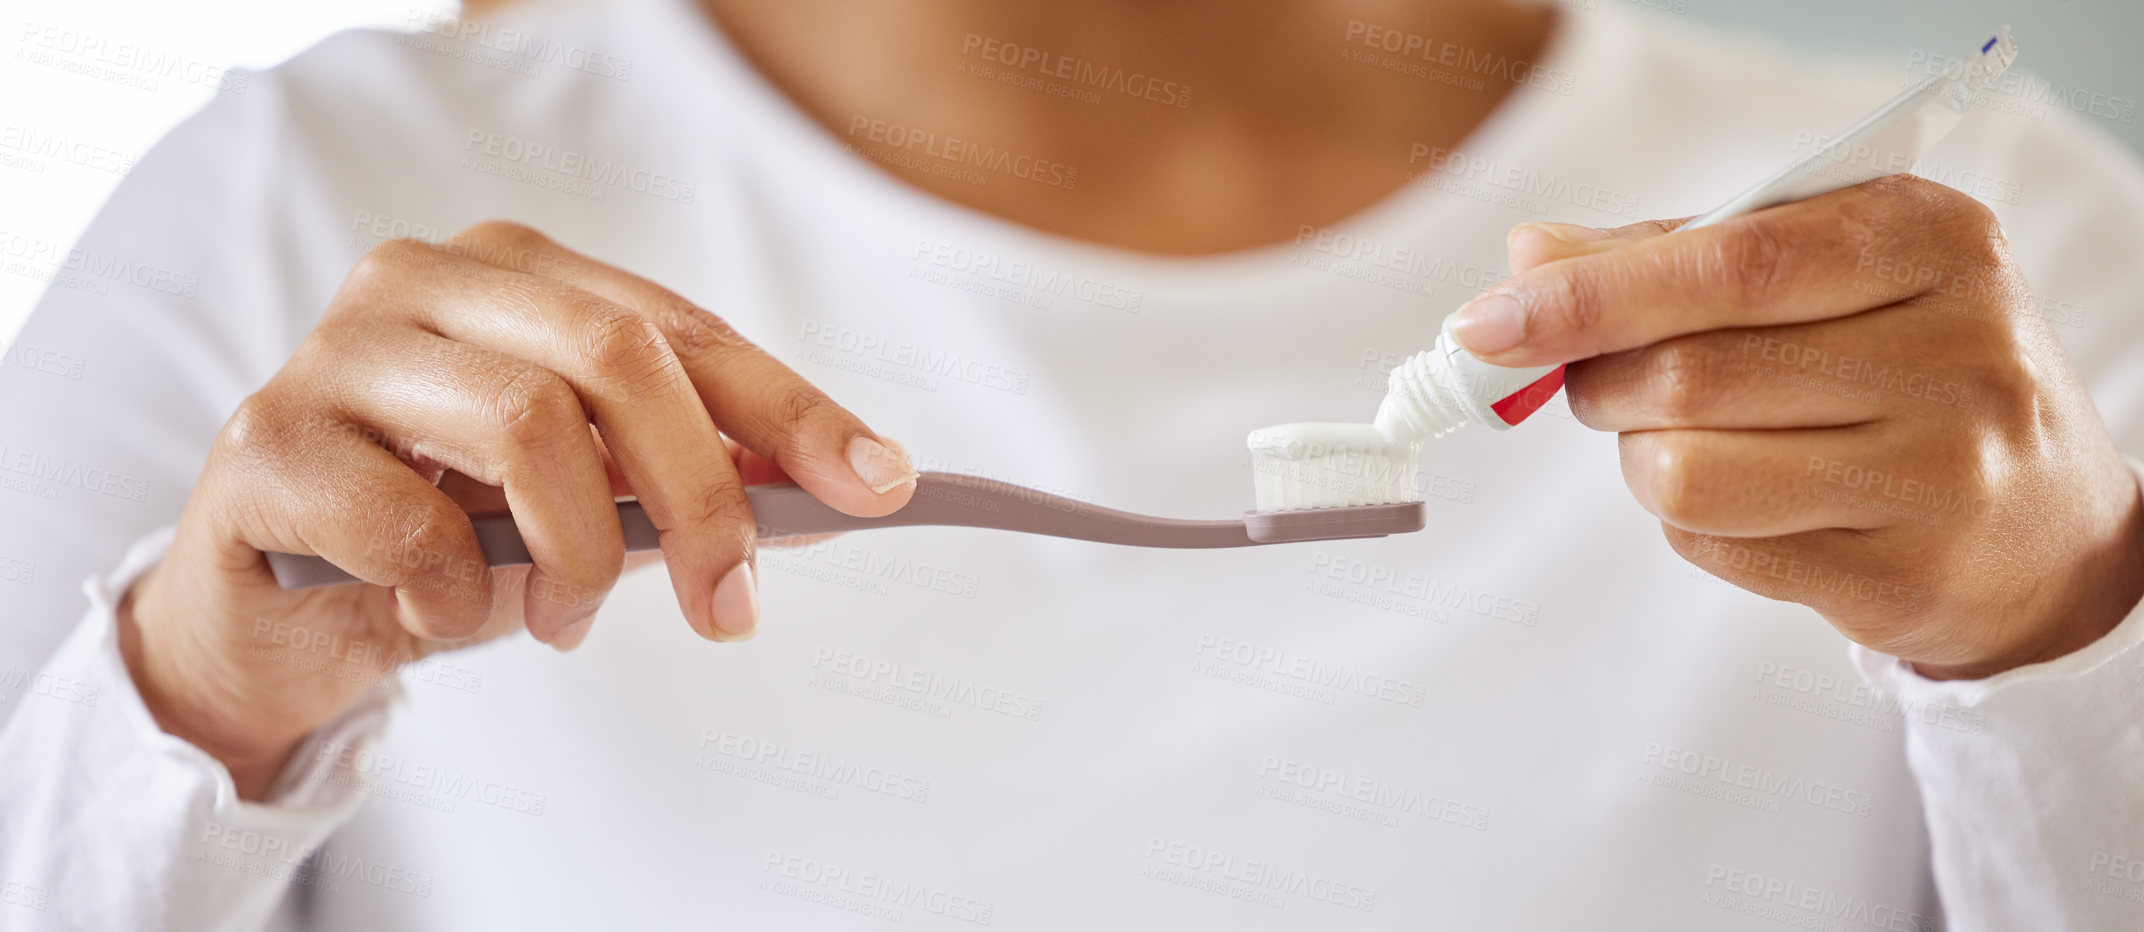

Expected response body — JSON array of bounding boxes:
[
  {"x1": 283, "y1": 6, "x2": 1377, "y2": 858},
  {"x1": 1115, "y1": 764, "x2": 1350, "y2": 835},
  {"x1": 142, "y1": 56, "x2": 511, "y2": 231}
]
[
  {"x1": 773, "y1": 382, "x2": 837, "y2": 429},
  {"x1": 1717, "y1": 221, "x2": 1792, "y2": 309},
  {"x1": 662, "y1": 469, "x2": 756, "y2": 547},
  {"x1": 1561, "y1": 360, "x2": 1609, "y2": 429},
  {"x1": 582, "y1": 305, "x2": 683, "y2": 394},
  {"x1": 1864, "y1": 172, "x2": 1938, "y2": 201},
  {"x1": 1962, "y1": 333, "x2": 2038, "y2": 425},
  {"x1": 1534, "y1": 270, "x2": 1604, "y2": 343},
  {"x1": 386, "y1": 513, "x2": 490, "y2": 636},
  {"x1": 1644, "y1": 439, "x2": 1709, "y2": 528},
  {"x1": 446, "y1": 220, "x2": 552, "y2": 272},
  {"x1": 484, "y1": 365, "x2": 582, "y2": 449},
  {"x1": 765, "y1": 384, "x2": 843, "y2": 463},
  {"x1": 220, "y1": 392, "x2": 296, "y2": 460},
  {"x1": 287, "y1": 327, "x2": 351, "y2": 373},
  {"x1": 383, "y1": 505, "x2": 476, "y2": 585},
  {"x1": 459, "y1": 219, "x2": 546, "y2": 249},
  {"x1": 1643, "y1": 342, "x2": 1714, "y2": 422},
  {"x1": 346, "y1": 239, "x2": 431, "y2": 294},
  {"x1": 652, "y1": 300, "x2": 747, "y2": 363}
]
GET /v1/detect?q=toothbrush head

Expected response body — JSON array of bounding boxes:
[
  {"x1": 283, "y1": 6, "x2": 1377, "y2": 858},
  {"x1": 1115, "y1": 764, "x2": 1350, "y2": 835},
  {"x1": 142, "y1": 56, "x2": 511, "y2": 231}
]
[
  {"x1": 1247, "y1": 422, "x2": 1422, "y2": 511},
  {"x1": 1243, "y1": 422, "x2": 1426, "y2": 542}
]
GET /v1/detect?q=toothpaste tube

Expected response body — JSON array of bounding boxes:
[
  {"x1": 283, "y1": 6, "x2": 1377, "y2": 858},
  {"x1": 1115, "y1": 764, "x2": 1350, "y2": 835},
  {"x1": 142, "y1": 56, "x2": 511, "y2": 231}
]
[{"x1": 1374, "y1": 26, "x2": 2019, "y2": 441}]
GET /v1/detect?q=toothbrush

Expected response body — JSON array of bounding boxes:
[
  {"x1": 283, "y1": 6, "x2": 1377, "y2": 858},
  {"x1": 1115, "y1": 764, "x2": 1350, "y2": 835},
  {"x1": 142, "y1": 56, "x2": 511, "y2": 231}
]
[{"x1": 267, "y1": 466, "x2": 1428, "y2": 589}]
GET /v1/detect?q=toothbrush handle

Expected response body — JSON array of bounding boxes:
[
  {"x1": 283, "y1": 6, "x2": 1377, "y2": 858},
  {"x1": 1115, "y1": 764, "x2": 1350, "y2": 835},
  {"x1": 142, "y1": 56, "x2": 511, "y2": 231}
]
[{"x1": 266, "y1": 472, "x2": 1258, "y2": 589}]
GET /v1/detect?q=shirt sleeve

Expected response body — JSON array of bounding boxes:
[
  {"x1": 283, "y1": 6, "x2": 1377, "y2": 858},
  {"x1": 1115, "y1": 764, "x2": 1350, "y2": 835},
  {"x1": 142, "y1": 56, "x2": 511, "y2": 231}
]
[
  {"x1": 0, "y1": 527, "x2": 397, "y2": 932},
  {"x1": 0, "y1": 61, "x2": 375, "y2": 931},
  {"x1": 1850, "y1": 468, "x2": 2144, "y2": 932}
]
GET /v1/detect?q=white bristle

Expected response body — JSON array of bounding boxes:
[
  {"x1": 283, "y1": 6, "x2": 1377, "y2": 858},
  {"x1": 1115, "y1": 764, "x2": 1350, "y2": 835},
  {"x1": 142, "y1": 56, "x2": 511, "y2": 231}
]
[{"x1": 1246, "y1": 423, "x2": 1421, "y2": 512}]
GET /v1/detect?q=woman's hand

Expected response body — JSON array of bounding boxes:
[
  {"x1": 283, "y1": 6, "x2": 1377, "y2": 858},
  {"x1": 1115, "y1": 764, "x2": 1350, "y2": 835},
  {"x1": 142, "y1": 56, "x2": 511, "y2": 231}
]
[
  {"x1": 1456, "y1": 175, "x2": 2144, "y2": 680},
  {"x1": 121, "y1": 221, "x2": 919, "y2": 798}
]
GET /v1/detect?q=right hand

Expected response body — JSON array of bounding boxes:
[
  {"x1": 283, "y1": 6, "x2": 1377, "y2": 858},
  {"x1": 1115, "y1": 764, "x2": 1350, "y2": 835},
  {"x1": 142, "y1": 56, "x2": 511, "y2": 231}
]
[{"x1": 120, "y1": 221, "x2": 919, "y2": 798}]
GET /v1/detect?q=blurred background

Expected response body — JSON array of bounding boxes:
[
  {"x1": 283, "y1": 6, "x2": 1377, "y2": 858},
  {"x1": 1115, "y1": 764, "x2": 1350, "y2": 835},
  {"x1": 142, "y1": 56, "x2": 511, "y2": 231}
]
[{"x1": 3, "y1": 0, "x2": 2139, "y2": 342}]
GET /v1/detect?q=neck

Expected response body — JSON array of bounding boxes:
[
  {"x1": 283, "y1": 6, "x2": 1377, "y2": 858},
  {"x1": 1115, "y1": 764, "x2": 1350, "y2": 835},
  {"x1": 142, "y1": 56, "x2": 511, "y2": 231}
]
[{"x1": 702, "y1": 0, "x2": 1556, "y2": 254}]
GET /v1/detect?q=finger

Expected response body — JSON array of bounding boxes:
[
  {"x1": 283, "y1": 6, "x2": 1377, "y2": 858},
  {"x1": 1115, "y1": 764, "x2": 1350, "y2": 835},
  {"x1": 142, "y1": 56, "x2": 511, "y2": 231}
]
[
  {"x1": 1452, "y1": 175, "x2": 2003, "y2": 367},
  {"x1": 443, "y1": 222, "x2": 919, "y2": 515},
  {"x1": 347, "y1": 239, "x2": 753, "y2": 640},
  {"x1": 727, "y1": 438, "x2": 794, "y2": 487},
  {"x1": 1505, "y1": 219, "x2": 1683, "y2": 274},
  {"x1": 309, "y1": 329, "x2": 624, "y2": 645},
  {"x1": 1616, "y1": 428, "x2": 1894, "y2": 538},
  {"x1": 211, "y1": 393, "x2": 493, "y2": 639},
  {"x1": 1564, "y1": 312, "x2": 1936, "y2": 432}
]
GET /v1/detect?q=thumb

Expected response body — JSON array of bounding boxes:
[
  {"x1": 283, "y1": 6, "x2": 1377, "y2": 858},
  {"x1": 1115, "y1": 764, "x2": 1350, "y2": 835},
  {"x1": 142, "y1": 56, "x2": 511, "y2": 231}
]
[{"x1": 1505, "y1": 218, "x2": 1691, "y2": 274}]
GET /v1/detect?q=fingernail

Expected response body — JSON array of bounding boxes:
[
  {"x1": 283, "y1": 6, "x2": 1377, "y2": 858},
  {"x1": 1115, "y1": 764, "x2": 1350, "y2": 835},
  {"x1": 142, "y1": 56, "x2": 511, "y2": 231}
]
[
  {"x1": 711, "y1": 563, "x2": 759, "y2": 641},
  {"x1": 550, "y1": 615, "x2": 595, "y2": 651},
  {"x1": 1510, "y1": 222, "x2": 1605, "y2": 247},
  {"x1": 1449, "y1": 293, "x2": 1527, "y2": 355},
  {"x1": 848, "y1": 436, "x2": 919, "y2": 495}
]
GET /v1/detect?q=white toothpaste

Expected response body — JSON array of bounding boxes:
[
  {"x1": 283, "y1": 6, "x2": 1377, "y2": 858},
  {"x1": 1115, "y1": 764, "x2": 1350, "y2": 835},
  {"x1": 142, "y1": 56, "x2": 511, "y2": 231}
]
[{"x1": 1246, "y1": 423, "x2": 1422, "y2": 511}]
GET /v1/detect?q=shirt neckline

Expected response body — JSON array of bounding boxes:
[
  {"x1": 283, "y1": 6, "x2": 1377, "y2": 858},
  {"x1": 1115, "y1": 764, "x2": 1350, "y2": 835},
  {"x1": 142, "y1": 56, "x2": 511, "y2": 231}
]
[{"x1": 646, "y1": 0, "x2": 1602, "y2": 289}]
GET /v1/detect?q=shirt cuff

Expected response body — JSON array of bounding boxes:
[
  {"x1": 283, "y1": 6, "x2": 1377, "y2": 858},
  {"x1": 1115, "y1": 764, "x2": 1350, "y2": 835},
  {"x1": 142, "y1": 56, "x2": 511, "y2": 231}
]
[{"x1": 80, "y1": 524, "x2": 402, "y2": 813}]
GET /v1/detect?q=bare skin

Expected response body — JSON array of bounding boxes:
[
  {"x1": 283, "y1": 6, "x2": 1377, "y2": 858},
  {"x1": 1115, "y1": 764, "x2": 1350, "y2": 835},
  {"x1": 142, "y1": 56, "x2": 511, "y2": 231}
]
[
  {"x1": 706, "y1": 0, "x2": 1558, "y2": 254},
  {"x1": 125, "y1": 224, "x2": 921, "y2": 797},
  {"x1": 123, "y1": 0, "x2": 2141, "y2": 799}
]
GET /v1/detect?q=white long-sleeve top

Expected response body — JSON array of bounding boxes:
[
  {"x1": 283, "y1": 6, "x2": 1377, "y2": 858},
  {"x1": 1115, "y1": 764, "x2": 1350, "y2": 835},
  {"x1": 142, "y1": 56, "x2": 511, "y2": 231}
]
[{"x1": 3, "y1": 1, "x2": 2142, "y2": 928}]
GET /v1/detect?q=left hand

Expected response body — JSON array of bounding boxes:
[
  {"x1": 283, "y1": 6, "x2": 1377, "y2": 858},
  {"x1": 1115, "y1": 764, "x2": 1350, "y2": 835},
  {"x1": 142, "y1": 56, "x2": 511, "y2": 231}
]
[{"x1": 1449, "y1": 175, "x2": 2144, "y2": 679}]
